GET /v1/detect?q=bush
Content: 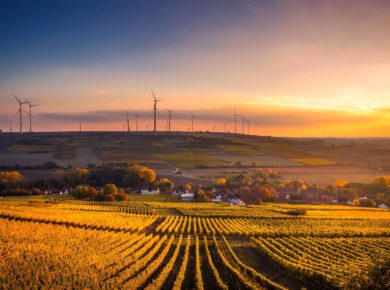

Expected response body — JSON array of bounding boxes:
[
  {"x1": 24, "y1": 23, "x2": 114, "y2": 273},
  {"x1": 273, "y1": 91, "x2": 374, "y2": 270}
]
[
  {"x1": 360, "y1": 199, "x2": 376, "y2": 207},
  {"x1": 114, "y1": 191, "x2": 128, "y2": 201},
  {"x1": 104, "y1": 194, "x2": 116, "y2": 201},
  {"x1": 286, "y1": 209, "x2": 307, "y2": 216},
  {"x1": 103, "y1": 184, "x2": 118, "y2": 195},
  {"x1": 74, "y1": 184, "x2": 96, "y2": 199}
]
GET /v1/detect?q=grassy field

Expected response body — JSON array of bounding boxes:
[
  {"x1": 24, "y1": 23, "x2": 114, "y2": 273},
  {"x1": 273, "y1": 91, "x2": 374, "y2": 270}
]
[
  {"x1": 0, "y1": 132, "x2": 390, "y2": 186},
  {"x1": 0, "y1": 195, "x2": 389, "y2": 289}
]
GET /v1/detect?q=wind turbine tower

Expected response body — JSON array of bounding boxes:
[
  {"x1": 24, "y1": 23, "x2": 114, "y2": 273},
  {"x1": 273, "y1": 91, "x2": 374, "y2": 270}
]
[
  {"x1": 134, "y1": 113, "x2": 140, "y2": 132},
  {"x1": 151, "y1": 90, "x2": 160, "y2": 132},
  {"x1": 168, "y1": 109, "x2": 173, "y2": 132},
  {"x1": 234, "y1": 110, "x2": 240, "y2": 134},
  {"x1": 13, "y1": 95, "x2": 27, "y2": 134},
  {"x1": 125, "y1": 112, "x2": 130, "y2": 132},
  {"x1": 191, "y1": 113, "x2": 196, "y2": 133},
  {"x1": 25, "y1": 100, "x2": 39, "y2": 133},
  {"x1": 241, "y1": 117, "x2": 245, "y2": 134},
  {"x1": 247, "y1": 120, "x2": 250, "y2": 135}
]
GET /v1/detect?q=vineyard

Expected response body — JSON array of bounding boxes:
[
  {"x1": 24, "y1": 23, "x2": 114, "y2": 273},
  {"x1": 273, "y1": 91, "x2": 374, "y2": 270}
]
[{"x1": 1, "y1": 196, "x2": 389, "y2": 289}]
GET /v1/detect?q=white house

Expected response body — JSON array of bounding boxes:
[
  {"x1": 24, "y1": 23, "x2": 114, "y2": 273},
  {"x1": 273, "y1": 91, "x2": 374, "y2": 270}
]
[
  {"x1": 212, "y1": 195, "x2": 222, "y2": 203},
  {"x1": 141, "y1": 188, "x2": 160, "y2": 194},
  {"x1": 181, "y1": 193, "x2": 195, "y2": 201},
  {"x1": 378, "y1": 203, "x2": 389, "y2": 209},
  {"x1": 229, "y1": 198, "x2": 245, "y2": 206}
]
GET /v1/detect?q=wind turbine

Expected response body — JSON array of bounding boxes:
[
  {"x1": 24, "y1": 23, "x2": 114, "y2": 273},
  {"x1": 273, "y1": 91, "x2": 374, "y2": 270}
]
[
  {"x1": 25, "y1": 100, "x2": 39, "y2": 133},
  {"x1": 241, "y1": 117, "x2": 246, "y2": 134},
  {"x1": 191, "y1": 112, "x2": 197, "y2": 133},
  {"x1": 151, "y1": 90, "x2": 160, "y2": 133},
  {"x1": 13, "y1": 95, "x2": 27, "y2": 134},
  {"x1": 247, "y1": 120, "x2": 250, "y2": 135},
  {"x1": 168, "y1": 109, "x2": 173, "y2": 132},
  {"x1": 234, "y1": 109, "x2": 240, "y2": 134},
  {"x1": 134, "y1": 112, "x2": 140, "y2": 132},
  {"x1": 125, "y1": 112, "x2": 130, "y2": 132},
  {"x1": 255, "y1": 122, "x2": 258, "y2": 135}
]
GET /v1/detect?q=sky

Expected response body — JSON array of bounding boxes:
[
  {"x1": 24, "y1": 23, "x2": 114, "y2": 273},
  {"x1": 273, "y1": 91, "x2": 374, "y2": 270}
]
[{"x1": 0, "y1": 0, "x2": 389, "y2": 136}]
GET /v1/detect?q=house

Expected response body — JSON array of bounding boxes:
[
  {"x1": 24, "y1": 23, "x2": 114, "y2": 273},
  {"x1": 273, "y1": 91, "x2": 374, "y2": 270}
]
[
  {"x1": 173, "y1": 189, "x2": 190, "y2": 196},
  {"x1": 141, "y1": 188, "x2": 160, "y2": 194},
  {"x1": 181, "y1": 193, "x2": 195, "y2": 201},
  {"x1": 229, "y1": 198, "x2": 245, "y2": 206},
  {"x1": 378, "y1": 203, "x2": 389, "y2": 209},
  {"x1": 212, "y1": 195, "x2": 222, "y2": 203},
  {"x1": 276, "y1": 190, "x2": 294, "y2": 201}
]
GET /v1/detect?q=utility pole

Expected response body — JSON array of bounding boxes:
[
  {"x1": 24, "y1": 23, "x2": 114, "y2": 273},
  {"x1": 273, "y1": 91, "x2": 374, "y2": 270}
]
[
  {"x1": 255, "y1": 123, "x2": 258, "y2": 135},
  {"x1": 242, "y1": 118, "x2": 245, "y2": 134},
  {"x1": 247, "y1": 120, "x2": 250, "y2": 135}
]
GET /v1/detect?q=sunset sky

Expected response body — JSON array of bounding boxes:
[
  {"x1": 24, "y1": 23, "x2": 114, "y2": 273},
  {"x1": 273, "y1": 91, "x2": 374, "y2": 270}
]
[{"x1": 0, "y1": 0, "x2": 389, "y2": 136}]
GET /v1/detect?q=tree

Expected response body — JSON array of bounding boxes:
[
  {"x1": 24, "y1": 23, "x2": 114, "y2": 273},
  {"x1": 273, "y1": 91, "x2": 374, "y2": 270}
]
[
  {"x1": 254, "y1": 184, "x2": 276, "y2": 202},
  {"x1": 215, "y1": 178, "x2": 227, "y2": 186},
  {"x1": 335, "y1": 179, "x2": 348, "y2": 188},
  {"x1": 0, "y1": 172, "x2": 24, "y2": 195},
  {"x1": 360, "y1": 199, "x2": 376, "y2": 207},
  {"x1": 114, "y1": 189, "x2": 128, "y2": 201},
  {"x1": 0, "y1": 171, "x2": 23, "y2": 185},
  {"x1": 159, "y1": 178, "x2": 175, "y2": 194},
  {"x1": 59, "y1": 168, "x2": 89, "y2": 186},
  {"x1": 103, "y1": 183, "x2": 118, "y2": 195},
  {"x1": 138, "y1": 167, "x2": 156, "y2": 183},
  {"x1": 376, "y1": 176, "x2": 390, "y2": 187},
  {"x1": 195, "y1": 188, "x2": 212, "y2": 202},
  {"x1": 74, "y1": 184, "x2": 96, "y2": 199},
  {"x1": 123, "y1": 165, "x2": 157, "y2": 188}
]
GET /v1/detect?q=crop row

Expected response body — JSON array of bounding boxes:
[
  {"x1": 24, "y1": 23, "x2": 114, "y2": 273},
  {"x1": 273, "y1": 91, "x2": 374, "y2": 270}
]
[
  {"x1": 1, "y1": 218, "x2": 287, "y2": 289},
  {"x1": 155, "y1": 215, "x2": 390, "y2": 237},
  {"x1": 251, "y1": 236, "x2": 390, "y2": 289}
]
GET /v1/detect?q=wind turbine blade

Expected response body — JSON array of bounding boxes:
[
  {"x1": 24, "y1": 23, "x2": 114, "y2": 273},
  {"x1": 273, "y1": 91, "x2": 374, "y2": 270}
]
[
  {"x1": 13, "y1": 94, "x2": 21, "y2": 103},
  {"x1": 151, "y1": 90, "x2": 156, "y2": 100}
]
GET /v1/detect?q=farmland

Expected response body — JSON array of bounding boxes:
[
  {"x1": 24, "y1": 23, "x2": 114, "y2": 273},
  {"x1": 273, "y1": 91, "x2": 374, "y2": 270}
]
[
  {"x1": 1, "y1": 195, "x2": 389, "y2": 289},
  {"x1": 0, "y1": 132, "x2": 390, "y2": 186}
]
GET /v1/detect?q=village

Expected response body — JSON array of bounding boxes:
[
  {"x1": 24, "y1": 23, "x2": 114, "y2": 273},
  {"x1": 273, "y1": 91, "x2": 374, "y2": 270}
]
[{"x1": 1, "y1": 164, "x2": 389, "y2": 209}]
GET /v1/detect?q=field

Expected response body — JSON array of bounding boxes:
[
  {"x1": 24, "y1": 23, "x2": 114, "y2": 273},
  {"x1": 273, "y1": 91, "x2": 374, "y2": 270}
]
[
  {"x1": 1, "y1": 195, "x2": 389, "y2": 289},
  {"x1": 1, "y1": 132, "x2": 389, "y2": 186}
]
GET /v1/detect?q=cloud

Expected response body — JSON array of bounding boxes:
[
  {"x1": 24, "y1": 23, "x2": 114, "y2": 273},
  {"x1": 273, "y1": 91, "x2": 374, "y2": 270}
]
[{"x1": 36, "y1": 104, "x2": 379, "y2": 128}]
